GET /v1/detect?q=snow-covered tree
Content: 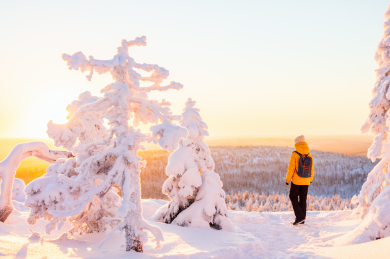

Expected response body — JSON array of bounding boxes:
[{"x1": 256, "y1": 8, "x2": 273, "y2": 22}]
[
  {"x1": 21, "y1": 36, "x2": 188, "y2": 252},
  {"x1": 351, "y1": 4, "x2": 390, "y2": 243},
  {"x1": 153, "y1": 99, "x2": 235, "y2": 231},
  {"x1": 0, "y1": 142, "x2": 73, "y2": 222}
]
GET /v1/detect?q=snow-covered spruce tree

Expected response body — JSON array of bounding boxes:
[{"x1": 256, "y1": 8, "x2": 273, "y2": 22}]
[
  {"x1": 0, "y1": 142, "x2": 73, "y2": 222},
  {"x1": 24, "y1": 36, "x2": 188, "y2": 252},
  {"x1": 351, "y1": 5, "x2": 390, "y2": 243},
  {"x1": 153, "y1": 99, "x2": 235, "y2": 231}
]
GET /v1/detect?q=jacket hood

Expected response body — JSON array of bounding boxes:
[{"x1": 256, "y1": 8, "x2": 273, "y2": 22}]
[{"x1": 295, "y1": 142, "x2": 309, "y2": 155}]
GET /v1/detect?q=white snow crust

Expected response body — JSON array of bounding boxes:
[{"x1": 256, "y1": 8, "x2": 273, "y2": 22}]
[{"x1": 1, "y1": 200, "x2": 390, "y2": 258}]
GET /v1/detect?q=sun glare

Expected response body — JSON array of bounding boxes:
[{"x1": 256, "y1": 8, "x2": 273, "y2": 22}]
[{"x1": 18, "y1": 86, "x2": 80, "y2": 138}]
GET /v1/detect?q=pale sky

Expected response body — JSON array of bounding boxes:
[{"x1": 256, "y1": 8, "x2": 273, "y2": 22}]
[{"x1": 0, "y1": 0, "x2": 388, "y2": 139}]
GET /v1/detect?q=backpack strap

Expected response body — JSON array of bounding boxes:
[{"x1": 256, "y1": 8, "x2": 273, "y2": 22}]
[
  {"x1": 293, "y1": 151, "x2": 302, "y2": 157},
  {"x1": 293, "y1": 151, "x2": 302, "y2": 174},
  {"x1": 294, "y1": 151, "x2": 310, "y2": 157}
]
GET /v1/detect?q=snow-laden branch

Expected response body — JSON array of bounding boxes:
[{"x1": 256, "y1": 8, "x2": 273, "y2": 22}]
[
  {"x1": 172, "y1": 170, "x2": 235, "y2": 232},
  {"x1": 49, "y1": 154, "x2": 124, "y2": 219},
  {"x1": 62, "y1": 36, "x2": 147, "y2": 82},
  {"x1": 141, "y1": 220, "x2": 164, "y2": 248},
  {"x1": 354, "y1": 143, "x2": 390, "y2": 218},
  {"x1": 47, "y1": 83, "x2": 127, "y2": 150},
  {"x1": 139, "y1": 81, "x2": 183, "y2": 93},
  {"x1": 122, "y1": 36, "x2": 147, "y2": 48},
  {"x1": 0, "y1": 142, "x2": 73, "y2": 222},
  {"x1": 150, "y1": 120, "x2": 188, "y2": 151}
]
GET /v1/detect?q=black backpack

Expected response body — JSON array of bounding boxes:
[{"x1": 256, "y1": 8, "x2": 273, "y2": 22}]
[{"x1": 293, "y1": 151, "x2": 312, "y2": 178}]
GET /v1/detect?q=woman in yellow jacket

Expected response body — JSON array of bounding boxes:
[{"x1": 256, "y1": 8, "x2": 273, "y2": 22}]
[{"x1": 285, "y1": 135, "x2": 315, "y2": 225}]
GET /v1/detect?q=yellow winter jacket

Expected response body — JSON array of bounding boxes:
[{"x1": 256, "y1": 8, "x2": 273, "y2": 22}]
[{"x1": 285, "y1": 142, "x2": 315, "y2": 185}]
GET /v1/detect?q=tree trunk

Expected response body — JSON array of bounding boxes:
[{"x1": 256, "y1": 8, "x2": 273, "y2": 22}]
[
  {"x1": 0, "y1": 142, "x2": 73, "y2": 222},
  {"x1": 0, "y1": 205, "x2": 13, "y2": 223},
  {"x1": 123, "y1": 161, "x2": 144, "y2": 252},
  {"x1": 124, "y1": 225, "x2": 143, "y2": 252}
]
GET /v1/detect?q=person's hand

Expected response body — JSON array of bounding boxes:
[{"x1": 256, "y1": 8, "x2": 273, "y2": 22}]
[{"x1": 286, "y1": 182, "x2": 289, "y2": 185}]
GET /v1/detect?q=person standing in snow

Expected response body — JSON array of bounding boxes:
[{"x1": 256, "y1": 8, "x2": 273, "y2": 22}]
[{"x1": 285, "y1": 135, "x2": 315, "y2": 225}]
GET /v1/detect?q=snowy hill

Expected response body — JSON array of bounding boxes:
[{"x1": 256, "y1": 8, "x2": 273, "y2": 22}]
[
  {"x1": 1, "y1": 199, "x2": 389, "y2": 258},
  {"x1": 141, "y1": 146, "x2": 377, "y2": 199}
]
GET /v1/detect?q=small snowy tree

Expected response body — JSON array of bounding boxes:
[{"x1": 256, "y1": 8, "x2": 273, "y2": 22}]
[
  {"x1": 352, "y1": 4, "x2": 390, "y2": 243},
  {"x1": 153, "y1": 99, "x2": 235, "y2": 231},
  {"x1": 18, "y1": 36, "x2": 188, "y2": 252}
]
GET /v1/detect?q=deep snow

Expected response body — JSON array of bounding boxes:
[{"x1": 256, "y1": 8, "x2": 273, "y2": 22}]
[{"x1": 1, "y1": 199, "x2": 389, "y2": 259}]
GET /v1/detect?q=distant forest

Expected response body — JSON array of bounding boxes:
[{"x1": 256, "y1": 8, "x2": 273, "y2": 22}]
[
  {"x1": 225, "y1": 191, "x2": 358, "y2": 212},
  {"x1": 140, "y1": 146, "x2": 377, "y2": 200}
]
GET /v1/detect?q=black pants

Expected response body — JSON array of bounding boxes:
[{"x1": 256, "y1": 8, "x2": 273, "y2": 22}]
[{"x1": 289, "y1": 182, "x2": 309, "y2": 221}]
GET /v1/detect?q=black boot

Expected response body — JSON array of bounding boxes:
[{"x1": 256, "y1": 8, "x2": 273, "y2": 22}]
[{"x1": 292, "y1": 218, "x2": 305, "y2": 225}]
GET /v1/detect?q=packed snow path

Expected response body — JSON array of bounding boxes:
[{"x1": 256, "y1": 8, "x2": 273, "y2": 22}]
[{"x1": 1, "y1": 200, "x2": 389, "y2": 258}]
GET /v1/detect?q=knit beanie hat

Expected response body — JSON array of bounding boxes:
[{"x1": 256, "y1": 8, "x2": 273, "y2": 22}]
[{"x1": 294, "y1": 135, "x2": 305, "y2": 144}]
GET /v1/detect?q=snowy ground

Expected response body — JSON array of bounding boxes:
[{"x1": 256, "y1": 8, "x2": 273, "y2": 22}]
[{"x1": 1, "y1": 200, "x2": 389, "y2": 259}]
